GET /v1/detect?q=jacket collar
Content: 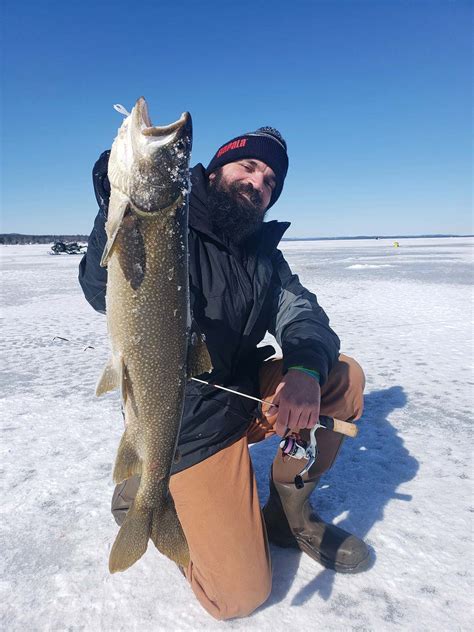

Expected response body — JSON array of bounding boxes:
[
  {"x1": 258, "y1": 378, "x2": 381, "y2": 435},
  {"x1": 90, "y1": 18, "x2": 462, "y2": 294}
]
[{"x1": 189, "y1": 163, "x2": 290, "y2": 255}]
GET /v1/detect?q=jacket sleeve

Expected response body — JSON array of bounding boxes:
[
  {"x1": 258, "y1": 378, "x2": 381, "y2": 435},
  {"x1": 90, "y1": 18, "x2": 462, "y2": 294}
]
[
  {"x1": 268, "y1": 249, "x2": 340, "y2": 385},
  {"x1": 78, "y1": 150, "x2": 111, "y2": 314}
]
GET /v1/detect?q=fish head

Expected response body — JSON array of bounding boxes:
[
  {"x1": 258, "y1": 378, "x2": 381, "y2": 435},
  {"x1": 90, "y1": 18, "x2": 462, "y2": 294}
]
[{"x1": 110, "y1": 97, "x2": 193, "y2": 214}]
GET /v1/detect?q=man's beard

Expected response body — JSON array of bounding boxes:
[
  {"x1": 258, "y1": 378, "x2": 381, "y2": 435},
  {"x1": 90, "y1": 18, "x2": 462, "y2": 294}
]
[{"x1": 207, "y1": 169, "x2": 268, "y2": 245}]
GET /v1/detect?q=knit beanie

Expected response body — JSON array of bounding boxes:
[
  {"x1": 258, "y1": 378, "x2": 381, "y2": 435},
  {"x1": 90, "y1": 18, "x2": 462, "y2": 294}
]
[{"x1": 206, "y1": 127, "x2": 289, "y2": 208}]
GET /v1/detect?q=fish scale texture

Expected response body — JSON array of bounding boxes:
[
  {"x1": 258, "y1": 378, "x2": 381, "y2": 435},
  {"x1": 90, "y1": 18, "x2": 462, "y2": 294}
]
[{"x1": 105, "y1": 207, "x2": 190, "y2": 568}]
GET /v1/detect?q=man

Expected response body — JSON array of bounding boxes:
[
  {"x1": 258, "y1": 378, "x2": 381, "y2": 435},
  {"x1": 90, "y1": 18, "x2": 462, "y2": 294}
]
[{"x1": 79, "y1": 127, "x2": 369, "y2": 620}]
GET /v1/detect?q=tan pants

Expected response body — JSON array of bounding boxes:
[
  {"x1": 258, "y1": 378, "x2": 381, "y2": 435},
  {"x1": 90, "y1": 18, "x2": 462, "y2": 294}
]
[{"x1": 112, "y1": 355, "x2": 365, "y2": 620}]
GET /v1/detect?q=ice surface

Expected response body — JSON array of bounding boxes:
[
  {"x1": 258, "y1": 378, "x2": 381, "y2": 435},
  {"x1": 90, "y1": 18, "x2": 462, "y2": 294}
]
[{"x1": 1, "y1": 238, "x2": 473, "y2": 630}]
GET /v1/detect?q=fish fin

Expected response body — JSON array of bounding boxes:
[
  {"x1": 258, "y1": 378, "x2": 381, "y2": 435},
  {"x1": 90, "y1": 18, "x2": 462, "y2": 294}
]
[
  {"x1": 100, "y1": 240, "x2": 114, "y2": 268},
  {"x1": 96, "y1": 357, "x2": 121, "y2": 396},
  {"x1": 150, "y1": 497, "x2": 190, "y2": 567},
  {"x1": 109, "y1": 502, "x2": 151, "y2": 573},
  {"x1": 96, "y1": 356, "x2": 132, "y2": 409},
  {"x1": 187, "y1": 325, "x2": 213, "y2": 378},
  {"x1": 113, "y1": 431, "x2": 142, "y2": 484},
  {"x1": 100, "y1": 200, "x2": 130, "y2": 267}
]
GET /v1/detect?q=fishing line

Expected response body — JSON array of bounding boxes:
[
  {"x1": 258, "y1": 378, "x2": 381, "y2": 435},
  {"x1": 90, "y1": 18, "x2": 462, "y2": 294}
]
[{"x1": 190, "y1": 377, "x2": 277, "y2": 408}]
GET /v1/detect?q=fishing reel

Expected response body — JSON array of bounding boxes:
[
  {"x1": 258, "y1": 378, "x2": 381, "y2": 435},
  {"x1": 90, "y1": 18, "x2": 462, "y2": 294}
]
[{"x1": 279, "y1": 425, "x2": 318, "y2": 489}]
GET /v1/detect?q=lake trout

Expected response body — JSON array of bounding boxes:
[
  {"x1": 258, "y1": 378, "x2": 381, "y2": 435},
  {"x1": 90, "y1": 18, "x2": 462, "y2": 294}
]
[{"x1": 96, "y1": 97, "x2": 212, "y2": 573}]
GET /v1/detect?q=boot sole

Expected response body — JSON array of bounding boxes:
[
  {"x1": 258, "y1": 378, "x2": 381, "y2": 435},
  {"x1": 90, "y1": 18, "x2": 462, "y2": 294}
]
[
  {"x1": 296, "y1": 535, "x2": 371, "y2": 574},
  {"x1": 267, "y1": 531, "x2": 371, "y2": 574}
]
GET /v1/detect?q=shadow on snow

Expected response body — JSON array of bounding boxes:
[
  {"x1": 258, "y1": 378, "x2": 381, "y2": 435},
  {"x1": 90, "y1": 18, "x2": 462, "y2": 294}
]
[{"x1": 249, "y1": 385, "x2": 418, "y2": 610}]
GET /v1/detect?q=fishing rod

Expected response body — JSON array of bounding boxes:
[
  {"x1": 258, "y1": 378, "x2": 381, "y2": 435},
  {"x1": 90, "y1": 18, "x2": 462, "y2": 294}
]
[
  {"x1": 52, "y1": 335, "x2": 357, "y2": 487},
  {"x1": 53, "y1": 336, "x2": 357, "y2": 437},
  {"x1": 191, "y1": 377, "x2": 358, "y2": 438},
  {"x1": 191, "y1": 376, "x2": 358, "y2": 489},
  {"x1": 51, "y1": 336, "x2": 357, "y2": 439}
]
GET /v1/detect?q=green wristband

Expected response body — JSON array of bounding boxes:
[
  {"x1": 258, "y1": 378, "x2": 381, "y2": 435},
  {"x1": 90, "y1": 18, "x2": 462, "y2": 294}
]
[{"x1": 288, "y1": 365, "x2": 321, "y2": 383}]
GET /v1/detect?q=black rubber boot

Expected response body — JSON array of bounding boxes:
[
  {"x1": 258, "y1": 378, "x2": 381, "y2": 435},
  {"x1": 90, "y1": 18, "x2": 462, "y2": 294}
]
[{"x1": 262, "y1": 474, "x2": 370, "y2": 573}]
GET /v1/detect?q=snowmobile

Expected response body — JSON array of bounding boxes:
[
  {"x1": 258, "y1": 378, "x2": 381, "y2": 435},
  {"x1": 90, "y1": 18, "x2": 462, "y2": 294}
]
[{"x1": 49, "y1": 241, "x2": 87, "y2": 255}]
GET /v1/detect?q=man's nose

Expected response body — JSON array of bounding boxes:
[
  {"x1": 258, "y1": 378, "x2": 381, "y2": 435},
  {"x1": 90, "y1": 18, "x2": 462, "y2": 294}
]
[{"x1": 246, "y1": 171, "x2": 264, "y2": 193}]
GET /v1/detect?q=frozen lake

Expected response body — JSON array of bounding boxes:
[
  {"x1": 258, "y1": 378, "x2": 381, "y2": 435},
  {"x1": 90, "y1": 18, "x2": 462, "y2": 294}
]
[{"x1": 1, "y1": 237, "x2": 473, "y2": 631}]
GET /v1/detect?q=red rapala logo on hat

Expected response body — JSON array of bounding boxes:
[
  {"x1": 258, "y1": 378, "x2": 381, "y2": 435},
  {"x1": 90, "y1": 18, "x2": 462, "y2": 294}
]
[{"x1": 217, "y1": 138, "x2": 247, "y2": 157}]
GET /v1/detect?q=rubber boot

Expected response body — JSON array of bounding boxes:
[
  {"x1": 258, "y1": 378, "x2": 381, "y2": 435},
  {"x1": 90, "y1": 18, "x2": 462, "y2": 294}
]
[
  {"x1": 111, "y1": 475, "x2": 140, "y2": 526},
  {"x1": 262, "y1": 472, "x2": 370, "y2": 573}
]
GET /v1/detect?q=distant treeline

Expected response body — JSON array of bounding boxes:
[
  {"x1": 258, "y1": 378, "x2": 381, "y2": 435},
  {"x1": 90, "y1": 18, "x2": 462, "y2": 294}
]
[
  {"x1": 0, "y1": 234, "x2": 89, "y2": 245},
  {"x1": 1, "y1": 232, "x2": 472, "y2": 246}
]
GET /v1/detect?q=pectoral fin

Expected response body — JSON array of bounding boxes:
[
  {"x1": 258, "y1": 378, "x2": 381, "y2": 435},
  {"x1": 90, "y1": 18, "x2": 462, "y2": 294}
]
[
  {"x1": 100, "y1": 199, "x2": 130, "y2": 267},
  {"x1": 187, "y1": 327, "x2": 213, "y2": 378}
]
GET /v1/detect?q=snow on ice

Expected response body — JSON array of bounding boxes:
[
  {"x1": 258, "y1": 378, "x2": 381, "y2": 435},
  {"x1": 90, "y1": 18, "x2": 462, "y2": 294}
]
[{"x1": 1, "y1": 238, "x2": 472, "y2": 630}]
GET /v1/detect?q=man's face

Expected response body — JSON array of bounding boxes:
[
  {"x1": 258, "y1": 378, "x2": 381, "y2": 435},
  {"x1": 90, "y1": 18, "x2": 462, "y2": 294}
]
[
  {"x1": 209, "y1": 159, "x2": 276, "y2": 213},
  {"x1": 207, "y1": 159, "x2": 277, "y2": 245}
]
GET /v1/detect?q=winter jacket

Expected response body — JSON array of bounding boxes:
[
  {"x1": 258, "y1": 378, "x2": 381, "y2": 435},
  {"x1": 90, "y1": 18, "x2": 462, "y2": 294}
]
[{"x1": 79, "y1": 151, "x2": 340, "y2": 473}]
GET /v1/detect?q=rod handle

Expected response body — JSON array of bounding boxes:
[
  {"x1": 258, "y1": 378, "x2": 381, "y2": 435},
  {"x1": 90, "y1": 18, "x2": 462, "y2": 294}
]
[{"x1": 332, "y1": 418, "x2": 358, "y2": 437}]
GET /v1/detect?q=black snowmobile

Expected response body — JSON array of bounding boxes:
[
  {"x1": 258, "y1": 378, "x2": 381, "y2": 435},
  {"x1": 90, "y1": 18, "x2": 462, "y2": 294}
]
[{"x1": 50, "y1": 241, "x2": 87, "y2": 255}]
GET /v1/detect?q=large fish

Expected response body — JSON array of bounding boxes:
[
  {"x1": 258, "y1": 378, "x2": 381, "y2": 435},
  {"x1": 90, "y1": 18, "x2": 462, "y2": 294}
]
[{"x1": 96, "y1": 97, "x2": 212, "y2": 573}]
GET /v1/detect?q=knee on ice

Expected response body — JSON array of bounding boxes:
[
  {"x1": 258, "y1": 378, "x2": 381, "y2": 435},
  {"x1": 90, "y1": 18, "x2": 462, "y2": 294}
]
[{"x1": 203, "y1": 574, "x2": 272, "y2": 621}]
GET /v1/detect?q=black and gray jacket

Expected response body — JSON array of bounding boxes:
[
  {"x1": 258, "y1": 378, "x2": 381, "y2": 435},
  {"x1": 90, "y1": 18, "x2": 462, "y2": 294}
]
[{"x1": 79, "y1": 152, "x2": 340, "y2": 473}]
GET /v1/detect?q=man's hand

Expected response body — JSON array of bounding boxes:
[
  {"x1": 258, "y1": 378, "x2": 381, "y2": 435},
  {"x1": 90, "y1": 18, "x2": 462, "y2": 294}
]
[{"x1": 272, "y1": 369, "x2": 321, "y2": 437}]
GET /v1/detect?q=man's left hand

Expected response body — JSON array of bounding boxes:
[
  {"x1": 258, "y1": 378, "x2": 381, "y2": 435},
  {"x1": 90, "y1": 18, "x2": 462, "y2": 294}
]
[{"x1": 271, "y1": 369, "x2": 321, "y2": 437}]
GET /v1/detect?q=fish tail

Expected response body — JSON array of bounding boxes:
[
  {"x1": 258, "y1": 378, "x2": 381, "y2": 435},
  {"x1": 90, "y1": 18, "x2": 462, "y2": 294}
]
[
  {"x1": 151, "y1": 497, "x2": 190, "y2": 568},
  {"x1": 109, "y1": 501, "x2": 151, "y2": 573}
]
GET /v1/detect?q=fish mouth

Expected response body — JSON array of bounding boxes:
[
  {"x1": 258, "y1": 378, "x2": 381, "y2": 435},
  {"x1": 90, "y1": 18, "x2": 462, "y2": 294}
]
[
  {"x1": 134, "y1": 96, "x2": 191, "y2": 145},
  {"x1": 125, "y1": 97, "x2": 192, "y2": 214}
]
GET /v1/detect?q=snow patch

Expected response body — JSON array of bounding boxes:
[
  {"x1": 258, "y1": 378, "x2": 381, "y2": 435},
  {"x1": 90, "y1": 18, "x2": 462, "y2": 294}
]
[{"x1": 347, "y1": 263, "x2": 394, "y2": 269}]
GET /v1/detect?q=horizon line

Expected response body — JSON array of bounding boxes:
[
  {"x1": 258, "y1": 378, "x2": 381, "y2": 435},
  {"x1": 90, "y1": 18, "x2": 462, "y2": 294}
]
[{"x1": 1, "y1": 232, "x2": 473, "y2": 242}]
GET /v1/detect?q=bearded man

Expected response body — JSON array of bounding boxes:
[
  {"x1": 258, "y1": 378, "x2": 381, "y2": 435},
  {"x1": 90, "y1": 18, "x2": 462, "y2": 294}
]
[{"x1": 79, "y1": 127, "x2": 369, "y2": 620}]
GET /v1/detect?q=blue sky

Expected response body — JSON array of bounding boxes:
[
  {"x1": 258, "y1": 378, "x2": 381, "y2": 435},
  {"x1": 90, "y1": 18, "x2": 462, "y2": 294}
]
[{"x1": 2, "y1": 0, "x2": 472, "y2": 237}]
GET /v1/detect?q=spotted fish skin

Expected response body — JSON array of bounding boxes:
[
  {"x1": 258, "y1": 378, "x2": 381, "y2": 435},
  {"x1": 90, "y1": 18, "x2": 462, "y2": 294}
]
[{"x1": 96, "y1": 97, "x2": 211, "y2": 573}]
